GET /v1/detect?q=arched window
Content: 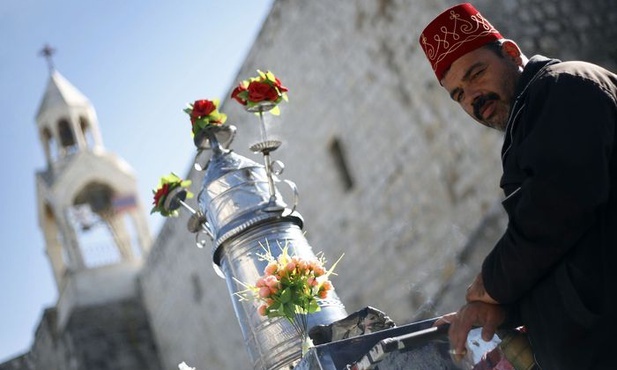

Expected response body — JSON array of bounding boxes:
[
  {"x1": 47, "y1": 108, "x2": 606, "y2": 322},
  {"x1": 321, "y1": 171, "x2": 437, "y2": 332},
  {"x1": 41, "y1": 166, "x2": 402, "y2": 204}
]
[
  {"x1": 41, "y1": 126, "x2": 57, "y2": 163},
  {"x1": 71, "y1": 184, "x2": 142, "y2": 266},
  {"x1": 58, "y1": 118, "x2": 77, "y2": 154},
  {"x1": 80, "y1": 116, "x2": 96, "y2": 149}
]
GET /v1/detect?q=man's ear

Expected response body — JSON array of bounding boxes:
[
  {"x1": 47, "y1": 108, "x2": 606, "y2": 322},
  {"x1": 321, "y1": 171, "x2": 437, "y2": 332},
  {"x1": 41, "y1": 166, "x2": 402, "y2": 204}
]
[{"x1": 501, "y1": 40, "x2": 523, "y2": 67}]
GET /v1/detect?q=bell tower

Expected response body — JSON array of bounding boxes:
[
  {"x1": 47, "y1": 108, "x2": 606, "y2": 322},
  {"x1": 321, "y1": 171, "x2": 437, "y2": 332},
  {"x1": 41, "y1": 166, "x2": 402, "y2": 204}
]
[{"x1": 34, "y1": 47, "x2": 152, "y2": 328}]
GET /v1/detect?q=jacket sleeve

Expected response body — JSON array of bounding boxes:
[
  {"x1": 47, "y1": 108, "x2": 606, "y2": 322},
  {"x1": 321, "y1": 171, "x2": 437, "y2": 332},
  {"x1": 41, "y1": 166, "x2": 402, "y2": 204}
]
[{"x1": 483, "y1": 71, "x2": 616, "y2": 304}]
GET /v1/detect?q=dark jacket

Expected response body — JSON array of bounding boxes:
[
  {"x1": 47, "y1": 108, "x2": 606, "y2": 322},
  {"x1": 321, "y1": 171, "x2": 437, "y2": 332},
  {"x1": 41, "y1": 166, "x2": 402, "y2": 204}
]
[{"x1": 482, "y1": 56, "x2": 617, "y2": 369}]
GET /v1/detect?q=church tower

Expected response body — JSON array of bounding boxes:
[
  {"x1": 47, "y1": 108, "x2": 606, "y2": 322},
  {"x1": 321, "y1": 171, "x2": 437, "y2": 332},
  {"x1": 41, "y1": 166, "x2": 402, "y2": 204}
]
[{"x1": 34, "y1": 48, "x2": 152, "y2": 329}]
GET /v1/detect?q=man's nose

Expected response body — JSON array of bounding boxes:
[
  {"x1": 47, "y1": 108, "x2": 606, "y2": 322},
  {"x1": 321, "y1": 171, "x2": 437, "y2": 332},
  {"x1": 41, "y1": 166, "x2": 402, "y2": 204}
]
[{"x1": 464, "y1": 89, "x2": 483, "y2": 110}]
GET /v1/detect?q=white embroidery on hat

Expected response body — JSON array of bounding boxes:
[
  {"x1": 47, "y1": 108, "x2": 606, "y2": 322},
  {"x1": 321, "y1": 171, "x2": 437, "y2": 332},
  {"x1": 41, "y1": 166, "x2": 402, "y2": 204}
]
[{"x1": 421, "y1": 10, "x2": 498, "y2": 74}]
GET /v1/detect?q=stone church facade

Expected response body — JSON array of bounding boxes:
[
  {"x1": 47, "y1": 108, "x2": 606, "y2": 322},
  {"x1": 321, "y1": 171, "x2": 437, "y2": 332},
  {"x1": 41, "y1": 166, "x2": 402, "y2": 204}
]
[{"x1": 3, "y1": 0, "x2": 615, "y2": 369}]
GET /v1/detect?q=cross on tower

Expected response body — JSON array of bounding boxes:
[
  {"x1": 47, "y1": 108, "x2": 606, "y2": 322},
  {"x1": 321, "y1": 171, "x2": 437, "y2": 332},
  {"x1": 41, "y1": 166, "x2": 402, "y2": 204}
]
[{"x1": 39, "y1": 44, "x2": 56, "y2": 73}]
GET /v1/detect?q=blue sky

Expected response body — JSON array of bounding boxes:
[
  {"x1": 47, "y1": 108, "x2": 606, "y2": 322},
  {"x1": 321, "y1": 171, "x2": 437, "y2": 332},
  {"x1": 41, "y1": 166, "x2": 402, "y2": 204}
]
[{"x1": 0, "y1": 0, "x2": 274, "y2": 361}]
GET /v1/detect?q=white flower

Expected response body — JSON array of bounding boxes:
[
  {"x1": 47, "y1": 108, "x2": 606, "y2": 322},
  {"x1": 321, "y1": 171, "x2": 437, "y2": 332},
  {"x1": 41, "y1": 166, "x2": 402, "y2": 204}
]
[{"x1": 178, "y1": 361, "x2": 196, "y2": 370}]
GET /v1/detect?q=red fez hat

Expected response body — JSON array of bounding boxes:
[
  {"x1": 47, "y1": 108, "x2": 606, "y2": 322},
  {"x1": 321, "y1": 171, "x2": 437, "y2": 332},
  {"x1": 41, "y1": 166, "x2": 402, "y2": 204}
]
[{"x1": 419, "y1": 3, "x2": 503, "y2": 81}]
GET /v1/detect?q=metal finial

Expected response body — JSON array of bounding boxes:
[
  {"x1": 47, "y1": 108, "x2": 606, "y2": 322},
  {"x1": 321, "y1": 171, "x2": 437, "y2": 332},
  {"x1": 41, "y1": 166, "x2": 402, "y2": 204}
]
[{"x1": 39, "y1": 44, "x2": 56, "y2": 73}]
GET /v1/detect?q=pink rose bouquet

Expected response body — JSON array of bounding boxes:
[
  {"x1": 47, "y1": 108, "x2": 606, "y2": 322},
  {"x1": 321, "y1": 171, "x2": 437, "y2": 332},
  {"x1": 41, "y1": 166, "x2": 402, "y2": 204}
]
[{"x1": 235, "y1": 241, "x2": 342, "y2": 354}]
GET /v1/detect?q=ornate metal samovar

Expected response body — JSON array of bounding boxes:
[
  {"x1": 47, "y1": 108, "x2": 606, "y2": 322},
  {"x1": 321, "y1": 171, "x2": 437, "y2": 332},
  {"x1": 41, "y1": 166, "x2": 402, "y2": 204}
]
[{"x1": 168, "y1": 119, "x2": 348, "y2": 370}]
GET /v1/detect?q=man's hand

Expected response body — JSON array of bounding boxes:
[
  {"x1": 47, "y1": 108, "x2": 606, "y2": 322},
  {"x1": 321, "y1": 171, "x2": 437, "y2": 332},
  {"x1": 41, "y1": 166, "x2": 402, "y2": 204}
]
[
  {"x1": 433, "y1": 312, "x2": 457, "y2": 327},
  {"x1": 466, "y1": 273, "x2": 498, "y2": 304},
  {"x1": 443, "y1": 301, "x2": 507, "y2": 362}
]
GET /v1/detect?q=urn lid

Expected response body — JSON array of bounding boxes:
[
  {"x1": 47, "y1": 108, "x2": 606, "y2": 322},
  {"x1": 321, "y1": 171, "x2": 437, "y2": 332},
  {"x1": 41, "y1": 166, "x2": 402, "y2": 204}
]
[{"x1": 198, "y1": 147, "x2": 302, "y2": 265}]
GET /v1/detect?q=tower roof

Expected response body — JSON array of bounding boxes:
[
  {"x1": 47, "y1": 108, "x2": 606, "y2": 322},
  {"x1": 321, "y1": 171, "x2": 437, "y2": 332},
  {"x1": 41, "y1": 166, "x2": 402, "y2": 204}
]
[{"x1": 36, "y1": 70, "x2": 91, "y2": 121}]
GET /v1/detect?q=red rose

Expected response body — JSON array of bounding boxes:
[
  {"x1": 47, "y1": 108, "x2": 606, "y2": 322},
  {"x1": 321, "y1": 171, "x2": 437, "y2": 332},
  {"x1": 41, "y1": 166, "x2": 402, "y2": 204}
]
[
  {"x1": 265, "y1": 85, "x2": 280, "y2": 101},
  {"x1": 274, "y1": 77, "x2": 288, "y2": 93},
  {"x1": 248, "y1": 81, "x2": 279, "y2": 102},
  {"x1": 231, "y1": 84, "x2": 248, "y2": 105},
  {"x1": 153, "y1": 183, "x2": 171, "y2": 206},
  {"x1": 191, "y1": 100, "x2": 216, "y2": 119}
]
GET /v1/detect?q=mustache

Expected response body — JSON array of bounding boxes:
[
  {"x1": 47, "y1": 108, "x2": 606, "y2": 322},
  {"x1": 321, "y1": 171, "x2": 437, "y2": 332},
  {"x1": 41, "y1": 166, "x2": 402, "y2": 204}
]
[{"x1": 473, "y1": 93, "x2": 500, "y2": 121}]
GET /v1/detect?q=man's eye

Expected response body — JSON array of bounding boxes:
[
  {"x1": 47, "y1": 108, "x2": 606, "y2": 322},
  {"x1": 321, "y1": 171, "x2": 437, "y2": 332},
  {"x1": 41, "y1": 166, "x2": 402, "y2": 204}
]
[{"x1": 471, "y1": 68, "x2": 485, "y2": 80}]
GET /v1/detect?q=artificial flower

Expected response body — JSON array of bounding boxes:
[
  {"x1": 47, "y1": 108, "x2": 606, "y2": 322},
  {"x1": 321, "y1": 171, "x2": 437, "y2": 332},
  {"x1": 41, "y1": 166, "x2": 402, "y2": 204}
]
[
  {"x1": 151, "y1": 173, "x2": 193, "y2": 217},
  {"x1": 231, "y1": 70, "x2": 288, "y2": 115},
  {"x1": 184, "y1": 99, "x2": 227, "y2": 135},
  {"x1": 235, "y1": 241, "x2": 342, "y2": 330}
]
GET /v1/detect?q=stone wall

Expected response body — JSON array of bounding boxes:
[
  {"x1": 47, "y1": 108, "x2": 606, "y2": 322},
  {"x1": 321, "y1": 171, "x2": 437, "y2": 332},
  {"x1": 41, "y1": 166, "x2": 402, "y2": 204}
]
[
  {"x1": 479, "y1": 0, "x2": 616, "y2": 70},
  {"x1": 139, "y1": 212, "x2": 245, "y2": 369},
  {"x1": 62, "y1": 299, "x2": 162, "y2": 370},
  {"x1": 0, "y1": 354, "x2": 34, "y2": 370},
  {"x1": 139, "y1": 0, "x2": 617, "y2": 369},
  {"x1": 7, "y1": 300, "x2": 162, "y2": 370}
]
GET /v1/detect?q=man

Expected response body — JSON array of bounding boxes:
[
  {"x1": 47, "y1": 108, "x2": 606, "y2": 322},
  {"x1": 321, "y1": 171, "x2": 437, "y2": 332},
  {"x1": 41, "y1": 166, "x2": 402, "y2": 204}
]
[{"x1": 419, "y1": 3, "x2": 617, "y2": 369}]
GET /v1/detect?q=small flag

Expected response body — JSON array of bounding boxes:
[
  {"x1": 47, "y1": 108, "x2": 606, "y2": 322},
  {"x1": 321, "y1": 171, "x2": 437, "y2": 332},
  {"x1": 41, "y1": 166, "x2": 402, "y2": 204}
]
[{"x1": 112, "y1": 194, "x2": 137, "y2": 213}]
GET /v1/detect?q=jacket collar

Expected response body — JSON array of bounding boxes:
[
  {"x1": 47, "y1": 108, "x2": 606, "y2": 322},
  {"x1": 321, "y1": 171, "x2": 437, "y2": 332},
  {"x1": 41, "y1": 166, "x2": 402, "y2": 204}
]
[
  {"x1": 501, "y1": 56, "x2": 561, "y2": 161},
  {"x1": 513, "y1": 55, "x2": 561, "y2": 102}
]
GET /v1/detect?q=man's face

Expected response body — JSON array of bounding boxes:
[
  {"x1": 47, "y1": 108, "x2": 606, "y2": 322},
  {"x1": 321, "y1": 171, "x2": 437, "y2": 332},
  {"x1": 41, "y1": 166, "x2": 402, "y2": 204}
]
[{"x1": 440, "y1": 45, "x2": 522, "y2": 131}]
